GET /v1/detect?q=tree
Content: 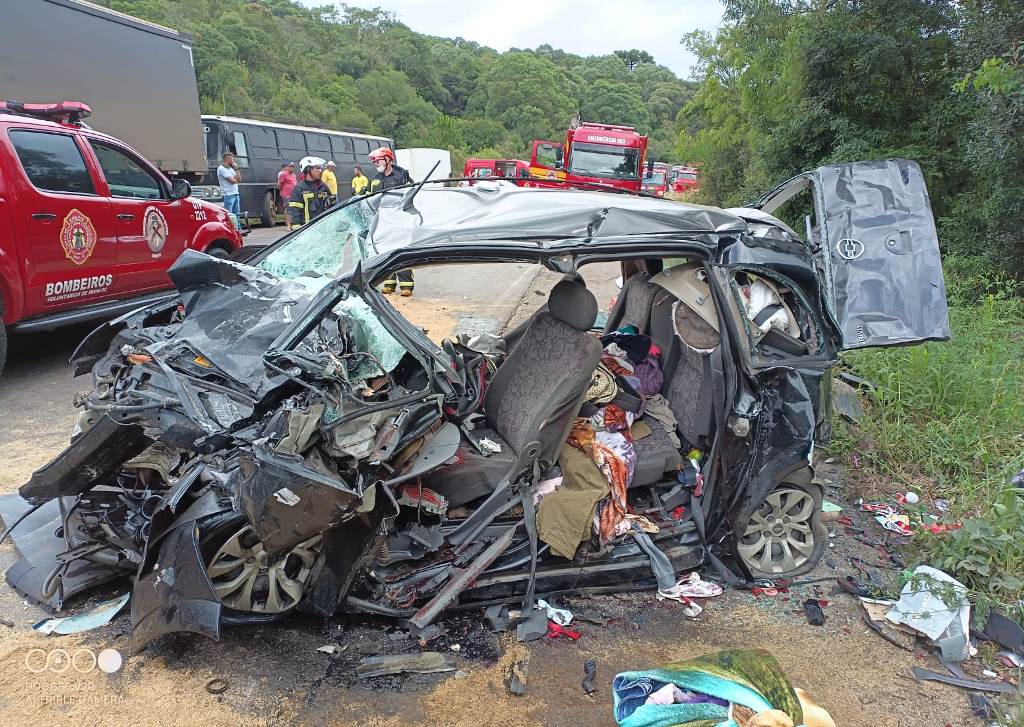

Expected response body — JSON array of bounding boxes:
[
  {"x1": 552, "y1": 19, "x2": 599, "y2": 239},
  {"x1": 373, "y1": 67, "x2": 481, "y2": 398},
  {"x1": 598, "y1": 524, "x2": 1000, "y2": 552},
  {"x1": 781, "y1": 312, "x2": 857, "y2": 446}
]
[
  {"x1": 355, "y1": 69, "x2": 440, "y2": 144},
  {"x1": 580, "y1": 80, "x2": 650, "y2": 130},
  {"x1": 614, "y1": 49, "x2": 655, "y2": 71},
  {"x1": 467, "y1": 52, "x2": 578, "y2": 144}
]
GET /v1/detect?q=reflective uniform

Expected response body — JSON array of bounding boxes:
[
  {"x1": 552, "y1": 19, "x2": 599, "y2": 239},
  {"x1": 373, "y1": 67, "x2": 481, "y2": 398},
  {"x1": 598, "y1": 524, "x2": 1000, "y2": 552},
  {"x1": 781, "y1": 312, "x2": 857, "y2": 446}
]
[
  {"x1": 352, "y1": 173, "x2": 369, "y2": 195},
  {"x1": 287, "y1": 179, "x2": 334, "y2": 229},
  {"x1": 372, "y1": 165, "x2": 415, "y2": 293}
]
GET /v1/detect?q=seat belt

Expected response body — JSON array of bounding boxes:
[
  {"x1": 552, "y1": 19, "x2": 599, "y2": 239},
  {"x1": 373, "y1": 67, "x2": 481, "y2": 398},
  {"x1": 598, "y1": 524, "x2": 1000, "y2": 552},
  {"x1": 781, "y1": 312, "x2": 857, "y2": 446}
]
[{"x1": 752, "y1": 304, "x2": 783, "y2": 327}]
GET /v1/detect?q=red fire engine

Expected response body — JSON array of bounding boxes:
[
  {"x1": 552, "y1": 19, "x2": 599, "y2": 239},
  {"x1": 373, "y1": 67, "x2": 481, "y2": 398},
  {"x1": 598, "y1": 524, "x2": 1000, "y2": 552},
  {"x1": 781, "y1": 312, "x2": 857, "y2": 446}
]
[
  {"x1": 528, "y1": 121, "x2": 648, "y2": 192},
  {"x1": 670, "y1": 164, "x2": 700, "y2": 194},
  {"x1": 641, "y1": 162, "x2": 670, "y2": 197}
]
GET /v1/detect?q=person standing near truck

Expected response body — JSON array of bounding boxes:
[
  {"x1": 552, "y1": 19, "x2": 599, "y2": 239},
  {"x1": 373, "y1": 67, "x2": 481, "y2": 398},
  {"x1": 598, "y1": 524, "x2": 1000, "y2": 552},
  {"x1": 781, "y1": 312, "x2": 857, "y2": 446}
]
[
  {"x1": 322, "y1": 160, "x2": 339, "y2": 199},
  {"x1": 277, "y1": 161, "x2": 296, "y2": 214},
  {"x1": 369, "y1": 147, "x2": 415, "y2": 295},
  {"x1": 217, "y1": 152, "x2": 241, "y2": 229},
  {"x1": 351, "y1": 165, "x2": 369, "y2": 195},
  {"x1": 288, "y1": 156, "x2": 334, "y2": 230}
]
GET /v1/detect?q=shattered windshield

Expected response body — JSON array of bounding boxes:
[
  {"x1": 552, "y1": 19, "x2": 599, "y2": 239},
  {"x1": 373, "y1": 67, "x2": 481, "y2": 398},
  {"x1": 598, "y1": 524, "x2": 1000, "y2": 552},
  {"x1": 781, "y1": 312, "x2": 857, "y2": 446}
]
[{"x1": 258, "y1": 200, "x2": 375, "y2": 279}]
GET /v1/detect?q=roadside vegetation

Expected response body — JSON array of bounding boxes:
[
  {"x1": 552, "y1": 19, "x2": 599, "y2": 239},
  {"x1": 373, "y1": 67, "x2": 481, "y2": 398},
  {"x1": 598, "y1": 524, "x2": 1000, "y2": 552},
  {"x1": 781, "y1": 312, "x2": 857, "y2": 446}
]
[
  {"x1": 843, "y1": 260, "x2": 1024, "y2": 616},
  {"x1": 101, "y1": 0, "x2": 697, "y2": 167},
  {"x1": 679, "y1": 0, "x2": 1024, "y2": 615}
]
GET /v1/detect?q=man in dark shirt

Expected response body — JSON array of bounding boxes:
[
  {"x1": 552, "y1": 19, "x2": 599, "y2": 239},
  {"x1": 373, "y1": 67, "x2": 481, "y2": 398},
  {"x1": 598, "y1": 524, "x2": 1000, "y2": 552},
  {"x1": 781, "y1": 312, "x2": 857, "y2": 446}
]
[
  {"x1": 288, "y1": 156, "x2": 335, "y2": 230},
  {"x1": 368, "y1": 147, "x2": 415, "y2": 295}
]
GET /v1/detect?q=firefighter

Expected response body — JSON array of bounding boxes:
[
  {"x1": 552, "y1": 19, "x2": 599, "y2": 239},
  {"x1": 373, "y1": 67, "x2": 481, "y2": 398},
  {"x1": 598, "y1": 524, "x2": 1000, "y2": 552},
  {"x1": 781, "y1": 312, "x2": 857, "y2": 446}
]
[
  {"x1": 368, "y1": 147, "x2": 415, "y2": 295},
  {"x1": 288, "y1": 156, "x2": 335, "y2": 230}
]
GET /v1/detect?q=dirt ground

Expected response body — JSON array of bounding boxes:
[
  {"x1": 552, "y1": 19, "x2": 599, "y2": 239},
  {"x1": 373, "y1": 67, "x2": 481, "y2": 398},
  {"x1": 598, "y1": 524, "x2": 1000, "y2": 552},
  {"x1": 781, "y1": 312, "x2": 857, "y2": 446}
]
[{"x1": 0, "y1": 257, "x2": 984, "y2": 726}]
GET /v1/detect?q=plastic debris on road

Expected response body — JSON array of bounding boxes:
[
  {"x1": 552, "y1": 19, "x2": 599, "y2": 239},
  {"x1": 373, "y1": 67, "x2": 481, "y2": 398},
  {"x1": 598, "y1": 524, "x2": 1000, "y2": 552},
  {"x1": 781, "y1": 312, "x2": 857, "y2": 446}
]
[
  {"x1": 32, "y1": 593, "x2": 129, "y2": 635},
  {"x1": 886, "y1": 565, "x2": 971, "y2": 661}
]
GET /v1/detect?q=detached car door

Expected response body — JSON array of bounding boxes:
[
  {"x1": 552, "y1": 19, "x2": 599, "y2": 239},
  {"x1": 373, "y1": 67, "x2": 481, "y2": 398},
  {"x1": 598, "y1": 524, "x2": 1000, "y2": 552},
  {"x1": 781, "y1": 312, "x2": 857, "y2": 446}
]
[
  {"x1": 751, "y1": 159, "x2": 950, "y2": 349},
  {"x1": 86, "y1": 139, "x2": 189, "y2": 296}
]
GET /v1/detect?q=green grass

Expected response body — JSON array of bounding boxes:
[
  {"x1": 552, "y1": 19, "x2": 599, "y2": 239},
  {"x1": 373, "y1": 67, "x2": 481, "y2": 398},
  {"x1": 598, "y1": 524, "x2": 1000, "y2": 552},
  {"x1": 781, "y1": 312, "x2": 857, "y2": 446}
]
[{"x1": 832, "y1": 256, "x2": 1024, "y2": 616}]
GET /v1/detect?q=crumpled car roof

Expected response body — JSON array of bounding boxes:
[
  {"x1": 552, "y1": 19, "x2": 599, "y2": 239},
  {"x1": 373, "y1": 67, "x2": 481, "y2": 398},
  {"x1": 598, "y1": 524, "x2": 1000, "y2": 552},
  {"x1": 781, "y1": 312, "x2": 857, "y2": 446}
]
[{"x1": 366, "y1": 184, "x2": 752, "y2": 255}]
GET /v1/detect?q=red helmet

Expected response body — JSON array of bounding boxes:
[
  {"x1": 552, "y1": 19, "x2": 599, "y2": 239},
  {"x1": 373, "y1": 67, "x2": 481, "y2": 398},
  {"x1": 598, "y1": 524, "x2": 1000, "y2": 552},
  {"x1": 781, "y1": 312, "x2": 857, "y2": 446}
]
[{"x1": 368, "y1": 147, "x2": 395, "y2": 163}]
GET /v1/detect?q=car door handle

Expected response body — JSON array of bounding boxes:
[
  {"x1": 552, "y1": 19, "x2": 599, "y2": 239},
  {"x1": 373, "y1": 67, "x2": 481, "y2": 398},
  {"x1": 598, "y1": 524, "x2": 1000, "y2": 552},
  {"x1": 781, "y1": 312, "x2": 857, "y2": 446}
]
[
  {"x1": 116, "y1": 213, "x2": 135, "y2": 220},
  {"x1": 31, "y1": 212, "x2": 56, "y2": 220}
]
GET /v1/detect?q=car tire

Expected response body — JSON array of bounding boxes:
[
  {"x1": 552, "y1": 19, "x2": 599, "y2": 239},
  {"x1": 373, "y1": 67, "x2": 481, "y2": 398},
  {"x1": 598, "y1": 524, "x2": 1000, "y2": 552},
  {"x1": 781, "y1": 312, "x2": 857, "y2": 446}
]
[
  {"x1": 0, "y1": 319, "x2": 6, "y2": 378},
  {"x1": 735, "y1": 479, "x2": 826, "y2": 579},
  {"x1": 199, "y1": 512, "x2": 322, "y2": 625},
  {"x1": 261, "y1": 191, "x2": 276, "y2": 227}
]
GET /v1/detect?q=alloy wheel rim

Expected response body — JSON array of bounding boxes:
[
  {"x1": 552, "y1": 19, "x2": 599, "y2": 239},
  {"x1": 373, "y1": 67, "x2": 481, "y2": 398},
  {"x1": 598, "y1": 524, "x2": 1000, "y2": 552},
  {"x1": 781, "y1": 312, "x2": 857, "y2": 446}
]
[
  {"x1": 207, "y1": 525, "x2": 321, "y2": 613},
  {"x1": 736, "y1": 487, "x2": 816, "y2": 574}
]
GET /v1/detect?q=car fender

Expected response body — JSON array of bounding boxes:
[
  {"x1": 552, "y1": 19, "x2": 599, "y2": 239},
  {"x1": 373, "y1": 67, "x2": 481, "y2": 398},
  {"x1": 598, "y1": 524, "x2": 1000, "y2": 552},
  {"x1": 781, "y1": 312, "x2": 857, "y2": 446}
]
[{"x1": 188, "y1": 219, "x2": 242, "y2": 254}]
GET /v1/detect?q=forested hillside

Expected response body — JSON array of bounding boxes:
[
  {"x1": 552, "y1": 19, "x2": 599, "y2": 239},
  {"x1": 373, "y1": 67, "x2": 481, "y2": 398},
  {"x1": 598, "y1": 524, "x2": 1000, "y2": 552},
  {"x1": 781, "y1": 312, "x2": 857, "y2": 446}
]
[
  {"x1": 101, "y1": 0, "x2": 696, "y2": 169},
  {"x1": 678, "y1": 0, "x2": 1024, "y2": 272}
]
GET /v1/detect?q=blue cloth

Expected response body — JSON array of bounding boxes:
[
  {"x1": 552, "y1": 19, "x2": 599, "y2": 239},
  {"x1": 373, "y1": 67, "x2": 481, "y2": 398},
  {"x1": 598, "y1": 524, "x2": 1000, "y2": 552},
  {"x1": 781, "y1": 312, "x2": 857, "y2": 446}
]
[
  {"x1": 611, "y1": 649, "x2": 803, "y2": 727},
  {"x1": 217, "y1": 164, "x2": 239, "y2": 195}
]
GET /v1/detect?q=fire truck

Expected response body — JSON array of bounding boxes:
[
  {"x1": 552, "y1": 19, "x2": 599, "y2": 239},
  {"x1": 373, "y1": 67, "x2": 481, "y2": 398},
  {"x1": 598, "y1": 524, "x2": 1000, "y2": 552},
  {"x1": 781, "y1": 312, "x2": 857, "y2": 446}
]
[
  {"x1": 528, "y1": 121, "x2": 648, "y2": 192},
  {"x1": 670, "y1": 164, "x2": 700, "y2": 194},
  {"x1": 641, "y1": 162, "x2": 670, "y2": 197}
]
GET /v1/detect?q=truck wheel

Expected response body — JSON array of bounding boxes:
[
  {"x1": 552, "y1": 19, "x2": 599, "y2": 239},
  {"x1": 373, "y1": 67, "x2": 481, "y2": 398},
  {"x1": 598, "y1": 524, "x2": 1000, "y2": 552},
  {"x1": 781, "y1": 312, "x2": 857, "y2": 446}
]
[
  {"x1": 261, "y1": 191, "x2": 276, "y2": 227},
  {"x1": 204, "y1": 243, "x2": 231, "y2": 259},
  {"x1": 0, "y1": 319, "x2": 6, "y2": 377}
]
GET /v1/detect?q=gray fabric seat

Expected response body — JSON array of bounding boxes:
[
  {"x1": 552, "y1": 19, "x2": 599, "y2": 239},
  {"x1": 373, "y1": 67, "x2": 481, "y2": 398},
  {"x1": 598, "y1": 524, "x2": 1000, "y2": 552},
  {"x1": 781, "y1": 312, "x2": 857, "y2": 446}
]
[
  {"x1": 632, "y1": 417, "x2": 683, "y2": 487},
  {"x1": 603, "y1": 272, "x2": 659, "y2": 333},
  {"x1": 648, "y1": 289, "x2": 719, "y2": 449},
  {"x1": 426, "y1": 281, "x2": 603, "y2": 507}
]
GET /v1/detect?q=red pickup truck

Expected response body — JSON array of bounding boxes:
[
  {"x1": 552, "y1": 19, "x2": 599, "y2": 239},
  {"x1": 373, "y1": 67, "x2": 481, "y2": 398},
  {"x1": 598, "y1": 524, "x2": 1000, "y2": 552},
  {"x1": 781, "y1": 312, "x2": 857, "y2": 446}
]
[{"x1": 0, "y1": 101, "x2": 242, "y2": 376}]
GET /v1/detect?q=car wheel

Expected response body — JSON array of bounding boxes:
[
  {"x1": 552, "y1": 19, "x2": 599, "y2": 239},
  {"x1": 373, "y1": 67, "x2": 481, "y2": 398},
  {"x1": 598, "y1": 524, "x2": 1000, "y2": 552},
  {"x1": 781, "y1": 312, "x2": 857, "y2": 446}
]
[
  {"x1": 261, "y1": 191, "x2": 276, "y2": 227},
  {"x1": 0, "y1": 319, "x2": 6, "y2": 377},
  {"x1": 736, "y1": 481, "x2": 826, "y2": 578},
  {"x1": 200, "y1": 513, "x2": 322, "y2": 625}
]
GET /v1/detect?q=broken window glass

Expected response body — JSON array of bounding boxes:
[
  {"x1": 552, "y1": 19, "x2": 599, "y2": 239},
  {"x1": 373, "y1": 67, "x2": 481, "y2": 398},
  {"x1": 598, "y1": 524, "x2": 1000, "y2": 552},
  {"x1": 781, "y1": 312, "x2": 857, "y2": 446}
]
[{"x1": 259, "y1": 200, "x2": 374, "y2": 280}]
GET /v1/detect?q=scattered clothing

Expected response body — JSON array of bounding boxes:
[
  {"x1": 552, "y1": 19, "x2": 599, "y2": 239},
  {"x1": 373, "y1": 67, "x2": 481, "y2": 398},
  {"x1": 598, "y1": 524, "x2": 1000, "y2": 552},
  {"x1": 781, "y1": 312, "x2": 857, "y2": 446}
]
[
  {"x1": 537, "y1": 443, "x2": 609, "y2": 559},
  {"x1": 642, "y1": 395, "x2": 682, "y2": 449},
  {"x1": 613, "y1": 649, "x2": 833, "y2": 727}
]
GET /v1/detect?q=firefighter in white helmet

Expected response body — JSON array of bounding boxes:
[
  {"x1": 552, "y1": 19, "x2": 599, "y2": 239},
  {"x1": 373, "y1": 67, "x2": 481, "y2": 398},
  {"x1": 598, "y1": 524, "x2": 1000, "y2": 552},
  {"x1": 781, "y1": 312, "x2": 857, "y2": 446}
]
[{"x1": 288, "y1": 156, "x2": 335, "y2": 230}]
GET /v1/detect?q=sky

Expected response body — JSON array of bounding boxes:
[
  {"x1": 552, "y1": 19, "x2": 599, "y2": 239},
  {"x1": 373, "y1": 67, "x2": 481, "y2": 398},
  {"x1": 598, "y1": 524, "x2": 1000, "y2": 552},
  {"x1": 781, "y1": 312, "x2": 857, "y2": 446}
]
[{"x1": 307, "y1": 0, "x2": 725, "y2": 79}]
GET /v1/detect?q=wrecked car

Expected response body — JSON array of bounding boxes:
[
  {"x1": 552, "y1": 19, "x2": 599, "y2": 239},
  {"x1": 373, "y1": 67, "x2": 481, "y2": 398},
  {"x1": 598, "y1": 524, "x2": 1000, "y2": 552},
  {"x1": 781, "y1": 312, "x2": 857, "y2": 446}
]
[{"x1": 0, "y1": 159, "x2": 949, "y2": 650}]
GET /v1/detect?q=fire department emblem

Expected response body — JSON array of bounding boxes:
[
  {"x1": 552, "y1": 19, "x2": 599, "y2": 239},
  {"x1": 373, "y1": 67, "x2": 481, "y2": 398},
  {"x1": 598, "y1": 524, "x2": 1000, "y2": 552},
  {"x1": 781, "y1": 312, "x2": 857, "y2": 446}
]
[
  {"x1": 59, "y1": 209, "x2": 98, "y2": 266},
  {"x1": 143, "y1": 206, "x2": 169, "y2": 257}
]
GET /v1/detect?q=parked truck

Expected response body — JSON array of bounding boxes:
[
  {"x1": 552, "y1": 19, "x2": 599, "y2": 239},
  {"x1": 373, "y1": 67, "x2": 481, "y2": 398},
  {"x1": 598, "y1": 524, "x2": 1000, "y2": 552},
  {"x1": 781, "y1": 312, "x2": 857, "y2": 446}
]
[
  {"x1": 528, "y1": 121, "x2": 649, "y2": 192},
  {"x1": 396, "y1": 148, "x2": 452, "y2": 185},
  {"x1": 1, "y1": 0, "x2": 207, "y2": 183}
]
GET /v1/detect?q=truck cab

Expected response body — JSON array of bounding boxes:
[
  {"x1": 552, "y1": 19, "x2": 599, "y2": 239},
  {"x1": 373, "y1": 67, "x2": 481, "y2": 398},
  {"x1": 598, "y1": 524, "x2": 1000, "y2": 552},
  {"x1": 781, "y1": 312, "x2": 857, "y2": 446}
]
[
  {"x1": 641, "y1": 163, "x2": 670, "y2": 197},
  {"x1": 529, "y1": 121, "x2": 649, "y2": 192},
  {"x1": 0, "y1": 101, "x2": 242, "y2": 376},
  {"x1": 671, "y1": 165, "x2": 700, "y2": 194},
  {"x1": 463, "y1": 158, "x2": 530, "y2": 185}
]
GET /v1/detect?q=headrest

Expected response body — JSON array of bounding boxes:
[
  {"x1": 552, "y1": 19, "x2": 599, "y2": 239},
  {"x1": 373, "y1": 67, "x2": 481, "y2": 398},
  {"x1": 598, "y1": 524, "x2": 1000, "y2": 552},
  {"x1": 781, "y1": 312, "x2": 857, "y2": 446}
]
[{"x1": 548, "y1": 280, "x2": 598, "y2": 331}]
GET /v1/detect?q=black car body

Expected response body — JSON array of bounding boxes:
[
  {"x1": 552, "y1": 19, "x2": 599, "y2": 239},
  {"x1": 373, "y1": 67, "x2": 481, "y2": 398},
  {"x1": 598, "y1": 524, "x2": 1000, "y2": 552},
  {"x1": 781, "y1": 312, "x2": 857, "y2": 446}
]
[{"x1": 1, "y1": 160, "x2": 949, "y2": 651}]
